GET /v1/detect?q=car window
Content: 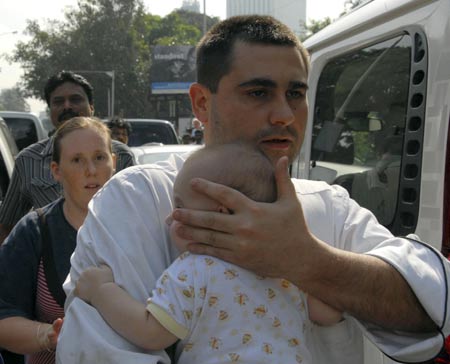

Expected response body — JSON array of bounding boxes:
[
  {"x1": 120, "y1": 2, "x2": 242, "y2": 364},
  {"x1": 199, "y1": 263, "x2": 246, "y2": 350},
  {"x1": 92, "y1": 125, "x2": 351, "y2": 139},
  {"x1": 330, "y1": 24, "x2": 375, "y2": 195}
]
[
  {"x1": 2, "y1": 117, "x2": 39, "y2": 151},
  {"x1": 310, "y1": 34, "x2": 412, "y2": 227},
  {"x1": 128, "y1": 122, "x2": 178, "y2": 146}
]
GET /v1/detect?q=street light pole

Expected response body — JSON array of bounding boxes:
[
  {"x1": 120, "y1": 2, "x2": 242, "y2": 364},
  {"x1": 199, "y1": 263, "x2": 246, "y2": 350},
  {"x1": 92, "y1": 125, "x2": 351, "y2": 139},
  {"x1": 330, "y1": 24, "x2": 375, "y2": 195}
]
[
  {"x1": 105, "y1": 71, "x2": 115, "y2": 116},
  {"x1": 203, "y1": 0, "x2": 207, "y2": 35}
]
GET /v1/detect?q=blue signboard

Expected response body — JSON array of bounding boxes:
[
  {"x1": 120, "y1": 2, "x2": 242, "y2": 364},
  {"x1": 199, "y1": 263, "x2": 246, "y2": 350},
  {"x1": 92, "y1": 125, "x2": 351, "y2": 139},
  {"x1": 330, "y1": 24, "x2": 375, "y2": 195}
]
[{"x1": 151, "y1": 46, "x2": 196, "y2": 94}]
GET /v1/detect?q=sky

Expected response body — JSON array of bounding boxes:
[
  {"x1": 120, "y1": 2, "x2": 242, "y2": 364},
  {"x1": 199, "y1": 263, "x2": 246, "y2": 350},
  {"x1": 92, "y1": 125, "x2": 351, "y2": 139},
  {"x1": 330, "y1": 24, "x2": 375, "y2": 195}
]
[{"x1": 0, "y1": 0, "x2": 347, "y2": 114}]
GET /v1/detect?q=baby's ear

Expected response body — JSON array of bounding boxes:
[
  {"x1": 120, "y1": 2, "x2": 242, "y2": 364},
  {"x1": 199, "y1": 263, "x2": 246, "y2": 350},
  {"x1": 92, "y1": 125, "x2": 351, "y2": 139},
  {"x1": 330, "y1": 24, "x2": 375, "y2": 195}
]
[{"x1": 218, "y1": 205, "x2": 233, "y2": 214}]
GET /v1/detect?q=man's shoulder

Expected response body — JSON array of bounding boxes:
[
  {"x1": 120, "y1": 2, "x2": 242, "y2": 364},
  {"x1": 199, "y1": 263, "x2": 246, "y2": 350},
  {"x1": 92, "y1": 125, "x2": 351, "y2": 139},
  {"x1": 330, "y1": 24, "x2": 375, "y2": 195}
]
[
  {"x1": 16, "y1": 138, "x2": 51, "y2": 159},
  {"x1": 291, "y1": 178, "x2": 350, "y2": 199},
  {"x1": 111, "y1": 139, "x2": 133, "y2": 155},
  {"x1": 104, "y1": 158, "x2": 183, "y2": 192}
]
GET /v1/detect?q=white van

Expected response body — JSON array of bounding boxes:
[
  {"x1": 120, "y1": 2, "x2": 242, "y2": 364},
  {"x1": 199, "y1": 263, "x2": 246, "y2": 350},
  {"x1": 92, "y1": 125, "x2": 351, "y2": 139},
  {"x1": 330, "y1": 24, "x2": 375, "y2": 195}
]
[
  {"x1": 0, "y1": 111, "x2": 48, "y2": 151},
  {"x1": 290, "y1": 0, "x2": 450, "y2": 362}
]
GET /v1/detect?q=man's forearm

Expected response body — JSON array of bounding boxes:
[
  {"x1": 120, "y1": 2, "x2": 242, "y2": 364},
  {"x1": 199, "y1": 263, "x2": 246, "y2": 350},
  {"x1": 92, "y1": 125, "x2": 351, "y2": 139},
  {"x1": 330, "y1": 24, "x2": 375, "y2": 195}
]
[{"x1": 299, "y1": 242, "x2": 436, "y2": 332}]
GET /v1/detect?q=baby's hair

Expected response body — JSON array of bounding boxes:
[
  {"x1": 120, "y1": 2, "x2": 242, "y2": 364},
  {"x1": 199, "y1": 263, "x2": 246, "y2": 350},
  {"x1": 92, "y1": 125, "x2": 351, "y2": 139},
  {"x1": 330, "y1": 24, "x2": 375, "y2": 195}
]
[{"x1": 179, "y1": 142, "x2": 277, "y2": 203}]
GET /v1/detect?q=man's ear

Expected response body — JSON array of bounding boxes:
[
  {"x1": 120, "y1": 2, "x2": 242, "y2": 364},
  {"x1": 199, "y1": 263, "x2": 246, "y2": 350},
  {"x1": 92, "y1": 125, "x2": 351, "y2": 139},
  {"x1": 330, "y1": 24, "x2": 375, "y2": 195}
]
[
  {"x1": 189, "y1": 83, "x2": 210, "y2": 125},
  {"x1": 89, "y1": 103, "x2": 95, "y2": 116}
]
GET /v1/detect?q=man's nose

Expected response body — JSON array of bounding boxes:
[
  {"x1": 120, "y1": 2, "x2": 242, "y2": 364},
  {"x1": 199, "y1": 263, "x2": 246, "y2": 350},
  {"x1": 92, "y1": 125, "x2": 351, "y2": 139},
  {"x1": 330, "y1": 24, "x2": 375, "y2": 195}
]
[
  {"x1": 63, "y1": 99, "x2": 73, "y2": 109},
  {"x1": 269, "y1": 97, "x2": 295, "y2": 126}
]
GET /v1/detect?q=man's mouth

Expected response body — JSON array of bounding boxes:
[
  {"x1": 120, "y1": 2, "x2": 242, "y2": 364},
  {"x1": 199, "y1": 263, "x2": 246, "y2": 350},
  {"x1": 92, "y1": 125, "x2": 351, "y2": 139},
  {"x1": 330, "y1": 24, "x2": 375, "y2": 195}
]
[
  {"x1": 261, "y1": 137, "x2": 292, "y2": 148},
  {"x1": 58, "y1": 110, "x2": 80, "y2": 123}
]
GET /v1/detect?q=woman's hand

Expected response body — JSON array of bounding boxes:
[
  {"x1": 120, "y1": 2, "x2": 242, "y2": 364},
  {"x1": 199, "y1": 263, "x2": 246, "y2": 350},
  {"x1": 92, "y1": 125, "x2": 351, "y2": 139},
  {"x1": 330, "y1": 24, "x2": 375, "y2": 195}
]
[
  {"x1": 37, "y1": 318, "x2": 63, "y2": 352},
  {"x1": 74, "y1": 265, "x2": 114, "y2": 305}
]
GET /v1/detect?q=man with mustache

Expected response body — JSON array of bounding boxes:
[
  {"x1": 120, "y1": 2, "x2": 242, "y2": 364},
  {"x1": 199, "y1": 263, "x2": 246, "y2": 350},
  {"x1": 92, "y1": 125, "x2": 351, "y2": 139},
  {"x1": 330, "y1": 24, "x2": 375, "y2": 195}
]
[{"x1": 0, "y1": 71, "x2": 135, "y2": 243}]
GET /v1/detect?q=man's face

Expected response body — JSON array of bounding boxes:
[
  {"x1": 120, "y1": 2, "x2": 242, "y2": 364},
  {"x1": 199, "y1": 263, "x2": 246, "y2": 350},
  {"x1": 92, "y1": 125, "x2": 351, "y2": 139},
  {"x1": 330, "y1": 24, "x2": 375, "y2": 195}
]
[
  {"x1": 195, "y1": 41, "x2": 309, "y2": 165},
  {"x1": 110, "y1": 126, "x2": 129, "y2": 145},
  {"x1": 49, "y1": 82, "x2": 94, "y2": 129}
]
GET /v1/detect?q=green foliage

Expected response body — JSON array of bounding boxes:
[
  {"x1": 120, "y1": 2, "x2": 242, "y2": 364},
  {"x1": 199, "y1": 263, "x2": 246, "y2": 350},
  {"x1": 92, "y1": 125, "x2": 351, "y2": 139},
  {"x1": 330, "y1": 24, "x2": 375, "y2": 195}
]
[
  {"x1": 9, "y1": 0, "x2": 218, "y2": 118},
  {"x1": 0, "y1": 87, "x2": 30, "y2": 112},
  {"x1": 300, "y1": 17, "x2": 332, "y2": 41},
  {"x1": 300, "y1": 0, "x2": 368, "y2": 41}
]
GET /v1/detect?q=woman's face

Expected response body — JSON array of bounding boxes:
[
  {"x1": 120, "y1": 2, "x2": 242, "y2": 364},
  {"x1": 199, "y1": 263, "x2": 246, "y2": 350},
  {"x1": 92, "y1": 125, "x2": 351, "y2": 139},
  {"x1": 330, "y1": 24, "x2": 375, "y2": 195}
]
[{"x1": 51, "y1": 127, "x2": 116, "y2": 211}]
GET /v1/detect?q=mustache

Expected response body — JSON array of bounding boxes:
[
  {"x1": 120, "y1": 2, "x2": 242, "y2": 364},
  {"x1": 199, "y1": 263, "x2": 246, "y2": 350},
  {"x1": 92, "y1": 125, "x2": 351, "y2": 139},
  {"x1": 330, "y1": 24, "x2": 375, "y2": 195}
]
[
  {"x1": 58, "y1": 109, "x2": 80, "y2": 123},
  {"x1": 255, "y1": 125, "x2": 298, "y2": 141}
]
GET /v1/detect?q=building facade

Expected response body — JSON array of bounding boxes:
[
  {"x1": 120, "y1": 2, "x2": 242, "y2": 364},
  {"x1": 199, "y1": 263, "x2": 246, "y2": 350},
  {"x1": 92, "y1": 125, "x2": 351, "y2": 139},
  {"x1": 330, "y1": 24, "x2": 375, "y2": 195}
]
[{"x1": 226, "y1": 0, "x2": 306, "y2": 37}]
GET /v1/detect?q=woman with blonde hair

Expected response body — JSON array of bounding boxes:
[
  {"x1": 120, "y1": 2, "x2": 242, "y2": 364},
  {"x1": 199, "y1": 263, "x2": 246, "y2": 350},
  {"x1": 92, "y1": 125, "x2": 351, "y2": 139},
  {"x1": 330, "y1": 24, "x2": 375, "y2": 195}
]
[{"x1": 0, "y1": 117, "x2": 116, "y2": 364}]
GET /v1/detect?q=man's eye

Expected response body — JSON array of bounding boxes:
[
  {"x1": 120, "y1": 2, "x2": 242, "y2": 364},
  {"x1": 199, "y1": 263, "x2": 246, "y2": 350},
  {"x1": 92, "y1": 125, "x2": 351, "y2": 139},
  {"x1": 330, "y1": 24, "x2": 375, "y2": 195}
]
[
  {"x1": 249, "y1": 89, "x2": 267, "y2": 98},
  {"x1": 52, "y1": 99, "x2": 64, "y2": 106},
  {"x1": 70, "y1": 96, "x2": 84, "y2": 104},
  {"x1": 287, "y1": 90, "x2": 305, "y2": 99}
]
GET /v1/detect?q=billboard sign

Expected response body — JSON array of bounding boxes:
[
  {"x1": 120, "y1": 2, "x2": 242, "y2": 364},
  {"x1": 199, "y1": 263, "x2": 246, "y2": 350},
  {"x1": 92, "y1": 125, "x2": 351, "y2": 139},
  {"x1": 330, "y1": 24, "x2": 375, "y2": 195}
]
[{"x1": 150, "y1": 45, "x2": 196, "y2": 94}]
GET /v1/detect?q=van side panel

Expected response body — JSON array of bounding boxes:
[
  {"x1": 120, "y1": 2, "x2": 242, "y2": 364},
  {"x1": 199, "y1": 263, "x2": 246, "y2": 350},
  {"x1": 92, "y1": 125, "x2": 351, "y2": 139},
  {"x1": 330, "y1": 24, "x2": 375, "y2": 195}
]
[{"x1": 297, "y1": 0, "x2": 450, "y2": 251}]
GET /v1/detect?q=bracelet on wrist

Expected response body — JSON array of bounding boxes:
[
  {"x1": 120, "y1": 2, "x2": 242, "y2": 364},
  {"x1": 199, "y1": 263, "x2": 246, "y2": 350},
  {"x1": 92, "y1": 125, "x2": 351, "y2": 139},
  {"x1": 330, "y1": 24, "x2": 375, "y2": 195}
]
[{"x1": 36, "y1": 323, "x2": 54, "y2": 353}]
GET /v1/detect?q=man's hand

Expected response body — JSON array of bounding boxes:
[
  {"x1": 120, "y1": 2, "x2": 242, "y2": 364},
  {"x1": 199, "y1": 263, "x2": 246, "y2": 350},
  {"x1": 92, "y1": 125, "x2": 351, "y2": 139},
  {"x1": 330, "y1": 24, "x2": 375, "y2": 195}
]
[
  {"x1": 170, "y1": 156, "x2": 435, "y2": 331},
  {"x1": 75, "y1": 265, "x2": 114, "y2": 305},
  {"x1": 171, "y1": 156, "x2": 324, "y2": 286}
]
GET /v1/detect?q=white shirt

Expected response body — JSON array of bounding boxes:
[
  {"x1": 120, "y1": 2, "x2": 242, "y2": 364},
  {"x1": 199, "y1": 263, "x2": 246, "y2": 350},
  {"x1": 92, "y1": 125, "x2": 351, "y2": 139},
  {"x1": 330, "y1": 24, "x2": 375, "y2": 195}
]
[{"x1": 57, "y1": 154, "x2": 450, "y2": 364}]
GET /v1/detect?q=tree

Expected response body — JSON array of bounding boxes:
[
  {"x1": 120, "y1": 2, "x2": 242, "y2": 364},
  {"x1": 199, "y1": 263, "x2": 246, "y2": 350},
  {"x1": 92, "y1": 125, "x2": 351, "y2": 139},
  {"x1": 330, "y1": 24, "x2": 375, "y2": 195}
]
[
  {"x1": 300, "y1": 17, "x2": 332, "y2": 41},
  {"x1": 300, "y1": 0, "x2": 368, "y2": 41},
  {"x1": 0, "y1": 87, "x2": 30, "y2": 112},
  {"x1": 9, "y1": 0, "x2": 217, "y2": 118}
]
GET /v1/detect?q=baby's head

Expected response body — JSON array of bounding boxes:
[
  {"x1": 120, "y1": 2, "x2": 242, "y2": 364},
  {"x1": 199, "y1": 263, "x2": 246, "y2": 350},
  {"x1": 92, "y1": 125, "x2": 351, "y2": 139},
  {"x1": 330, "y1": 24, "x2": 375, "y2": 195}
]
[{"x1": 170, "y1": 142, "x2": 277, "y2": 252}]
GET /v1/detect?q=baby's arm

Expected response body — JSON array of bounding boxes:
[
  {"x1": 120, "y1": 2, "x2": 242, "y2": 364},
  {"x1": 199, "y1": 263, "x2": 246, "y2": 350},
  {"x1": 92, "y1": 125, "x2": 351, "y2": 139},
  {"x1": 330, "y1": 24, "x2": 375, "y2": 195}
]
[
  {"x1": 307, "y1": 295, "x2": 343, "y2": 326},
  {"x1": 75, "y1": 265, "x2": 178, "y2": 351}
]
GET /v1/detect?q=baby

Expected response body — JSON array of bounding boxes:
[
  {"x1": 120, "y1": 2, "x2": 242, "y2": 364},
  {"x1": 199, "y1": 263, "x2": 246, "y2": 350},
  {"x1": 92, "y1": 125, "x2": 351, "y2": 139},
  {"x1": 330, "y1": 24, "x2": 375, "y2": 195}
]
[{"x1": 75, "y1": 142, "x2": 342, "y2": 363}]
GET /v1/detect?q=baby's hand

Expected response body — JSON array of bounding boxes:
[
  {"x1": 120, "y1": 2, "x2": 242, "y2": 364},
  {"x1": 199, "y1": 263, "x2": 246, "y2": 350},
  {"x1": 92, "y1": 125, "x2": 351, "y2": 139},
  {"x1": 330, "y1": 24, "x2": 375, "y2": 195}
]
[{"x1": 74, "y1": 265, "x2": 114, "y2": 304}]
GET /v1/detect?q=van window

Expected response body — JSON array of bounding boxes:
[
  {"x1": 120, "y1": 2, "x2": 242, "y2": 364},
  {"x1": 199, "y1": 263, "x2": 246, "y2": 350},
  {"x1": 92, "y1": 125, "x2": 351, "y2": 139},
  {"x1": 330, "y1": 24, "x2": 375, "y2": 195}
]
[
  {"x1": 2, "y1": 117, "x2": 39, "y2": 151},
  {"x1": 310, "y1": 34, "x2": 412, "y2": 227}
]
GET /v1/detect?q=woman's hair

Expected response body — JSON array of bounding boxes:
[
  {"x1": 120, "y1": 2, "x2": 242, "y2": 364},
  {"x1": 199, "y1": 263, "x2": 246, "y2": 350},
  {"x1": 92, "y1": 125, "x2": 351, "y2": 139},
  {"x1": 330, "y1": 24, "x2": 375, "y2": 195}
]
[
  {"x1": 52, "y1": 116, "x2": 112, "y2": 163},
  {"x1": 196, "y1": 15, "x2": 310, "y2": 93},
  {"x1": 179, "y1": 142, "x2": 277, "y2": 203}
]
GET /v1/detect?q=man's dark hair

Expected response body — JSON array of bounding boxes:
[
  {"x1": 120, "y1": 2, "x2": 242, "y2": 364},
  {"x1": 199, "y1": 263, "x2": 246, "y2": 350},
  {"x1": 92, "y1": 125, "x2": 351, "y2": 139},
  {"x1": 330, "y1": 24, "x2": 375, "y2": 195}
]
[
  {"x1": 106, "y1": 116, "x2": 132, "y2": 135},
  {"x1": 196, "y1": 15, "x2": 309, "y2": 93},
  {"x1": 44, "y1": 71, "x2": 94, "y2": 106}
]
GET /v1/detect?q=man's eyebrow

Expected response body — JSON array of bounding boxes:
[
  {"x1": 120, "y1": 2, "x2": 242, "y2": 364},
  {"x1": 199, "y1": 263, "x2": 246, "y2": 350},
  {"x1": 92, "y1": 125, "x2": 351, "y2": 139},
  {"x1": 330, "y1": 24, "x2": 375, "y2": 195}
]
[
  {"x1": 238, "y1": 78, "x2": 277, "y2": 88},
  {"x1": 290, "y1": 81, "x2": 309, "y2": 90},
  {"x1": 237, "y1": 78, "x2": 309, "y2": 90}
]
